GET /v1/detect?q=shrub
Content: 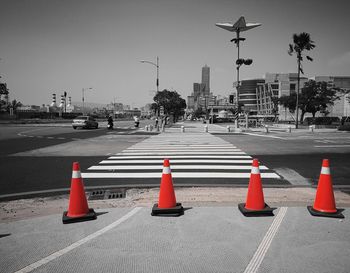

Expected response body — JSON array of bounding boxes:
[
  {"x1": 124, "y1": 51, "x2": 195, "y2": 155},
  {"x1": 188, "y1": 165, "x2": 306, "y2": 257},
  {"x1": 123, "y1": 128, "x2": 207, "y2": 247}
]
[{"x1": 338, "y1": 124, "x2": 350, "y2": 131}]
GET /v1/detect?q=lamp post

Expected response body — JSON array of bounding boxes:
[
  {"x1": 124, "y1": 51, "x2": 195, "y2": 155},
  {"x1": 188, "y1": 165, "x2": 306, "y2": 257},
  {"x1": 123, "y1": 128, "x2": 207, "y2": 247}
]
[
  {"x1": 140, "y1": 56, "x2": 159, "y2": 93},
  {"x1": 82, "y1": 87, "x2": 92, "y2": 115},
  {"x1": 216, "y1": 16, "x2": 261, "y2": 129}
]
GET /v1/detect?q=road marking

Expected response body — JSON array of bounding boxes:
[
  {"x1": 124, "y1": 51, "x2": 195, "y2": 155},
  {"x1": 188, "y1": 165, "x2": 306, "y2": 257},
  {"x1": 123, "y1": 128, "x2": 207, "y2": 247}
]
[
  {"x1": 314, "y1": 145, "x2": 350, "y2": 148},
  {"x1": 243, "y1": 132, "x2": 284, "y2": 139},
  {"x1": 129, "y1": 145, "x2": 238, "y2": 148},
  {"x1": 14, "y1": 207, "x2": 142, "y2": 273},
  {"x1": 81, "y1": 172, "x2": 280, "y2": 178},
  {"x1": 118, "y1": 151, "x2": 247, "y2": 155},
  {"x1": 108, "y1": 155, "x2": 252, "y2": 159},
  {"x1": 88, "y1": 165, "x2": 269, "y2": 170},
  {"x1": 82, "y1": 131, "x2": 281, "y2": 181},
  {"x1": 124, "y1": 148, "x2": 240, "y2": 152},
  {"x1": 243, "y1": 207, "x2": 288, "y2": 273},
  {"x1": 100, "y1": 159, "x2": 255, "y2": 164}
]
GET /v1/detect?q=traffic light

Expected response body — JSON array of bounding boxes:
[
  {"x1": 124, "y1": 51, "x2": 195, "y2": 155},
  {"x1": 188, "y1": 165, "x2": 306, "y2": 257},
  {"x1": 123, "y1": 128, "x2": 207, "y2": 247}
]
[
  {"x1": 229, "y1": 95, "x2": 234, "y2": 104},
  {"x1": 236, "y1": 58, "x2": 253, "y2": 67},
  {"x1": 243, "y1": 59, "x2": 253, "y2": 65},
  {"x1": 236, "y1": 59, "x2": 244, "y2": 65}
]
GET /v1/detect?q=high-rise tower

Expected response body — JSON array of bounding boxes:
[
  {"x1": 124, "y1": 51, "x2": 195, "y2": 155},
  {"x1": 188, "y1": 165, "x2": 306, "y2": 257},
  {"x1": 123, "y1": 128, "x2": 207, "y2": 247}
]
[{"x1": 201, "y1": 65, "x2": 210, "y2": 95}]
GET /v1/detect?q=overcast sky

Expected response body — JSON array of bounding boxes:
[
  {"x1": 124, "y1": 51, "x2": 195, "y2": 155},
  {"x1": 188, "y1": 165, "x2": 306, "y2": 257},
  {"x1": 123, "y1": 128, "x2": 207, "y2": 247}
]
[{"x1": 1, "y1": 0, "x2": 350, "y2": 107}]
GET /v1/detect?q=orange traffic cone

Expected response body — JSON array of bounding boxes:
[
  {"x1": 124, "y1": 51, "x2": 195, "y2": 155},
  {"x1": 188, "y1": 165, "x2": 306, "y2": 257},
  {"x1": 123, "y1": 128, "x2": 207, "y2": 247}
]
[
  {"x1": 238, "y1": 159, "x2": 274, "y2": 216},
  {"x1": 151, "y1": 159, "x2": 184, "y2": 216},
  {"x1": 307, "y1": 159, "x2": 344, "y2": 218},
  {"x1": 62, "y1": 162, "x2": 97, "y2": 224}
]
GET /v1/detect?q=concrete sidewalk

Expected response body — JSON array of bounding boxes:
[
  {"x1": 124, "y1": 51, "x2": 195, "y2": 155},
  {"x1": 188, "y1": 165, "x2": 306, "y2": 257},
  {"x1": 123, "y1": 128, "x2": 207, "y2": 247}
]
[
  {"x1": 0, "y1": 204, "x2": 349, "y2": 273},
  {"x1": 1, "y1": 187, "x2": 350, "y2": 273}
]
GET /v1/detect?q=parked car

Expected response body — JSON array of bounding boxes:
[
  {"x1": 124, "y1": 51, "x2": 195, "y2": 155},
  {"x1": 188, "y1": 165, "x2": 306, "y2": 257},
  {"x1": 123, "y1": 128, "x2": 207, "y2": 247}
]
[{"x1": 72, "y1": 115, "x2": 99, "y2": 129}]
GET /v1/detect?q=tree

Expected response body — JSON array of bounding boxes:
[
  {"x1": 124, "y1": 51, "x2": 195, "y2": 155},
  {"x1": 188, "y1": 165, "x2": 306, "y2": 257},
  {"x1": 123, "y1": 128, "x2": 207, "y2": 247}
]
[
  {"x1": 152, "y1": 89, "x2": 186, "y2": 122},
  {"x1": 278, "y1": 94, "x2": 296, "y2": 121},
  {"x1": 193, "y1": 107, "x2": 205, "y2": 119},
  {"x1": 288, "y1": 32, "x2": 315, "y2": 128},
  {"x1": 7, "y1": 99, "x2": 22, "y2": 114},
  {"x1": 298, "y1": 80, "x2": 341, "y2": 122}
]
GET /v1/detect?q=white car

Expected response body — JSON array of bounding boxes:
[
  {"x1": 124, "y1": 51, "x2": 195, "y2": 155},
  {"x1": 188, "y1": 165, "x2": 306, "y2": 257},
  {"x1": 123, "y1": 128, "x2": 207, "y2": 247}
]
[{"x1": 72, "y1": 116, "x2": 99, "y2": 129}]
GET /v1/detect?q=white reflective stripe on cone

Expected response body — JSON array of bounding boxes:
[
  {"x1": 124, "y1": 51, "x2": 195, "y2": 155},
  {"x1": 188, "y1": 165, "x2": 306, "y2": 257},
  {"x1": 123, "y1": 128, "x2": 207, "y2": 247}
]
[
  {"x1": 162, "y1": 167, "x2": 171, "y2": 174},
  {"x1": 321, "y1": 167, "x2": 330, "y2": 175},
  {"x1": 72, "y1": 170, "x2": 82, "y2": 178},
  {"x1": 251, "y1": 166, "x2": 260, "y2": 174}
]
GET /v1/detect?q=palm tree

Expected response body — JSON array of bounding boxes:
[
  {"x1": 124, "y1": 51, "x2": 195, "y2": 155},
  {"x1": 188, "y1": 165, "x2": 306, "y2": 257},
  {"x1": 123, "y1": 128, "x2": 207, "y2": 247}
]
[{"x1": 288, "y1": 32, "x2": 315, "y2": 128}]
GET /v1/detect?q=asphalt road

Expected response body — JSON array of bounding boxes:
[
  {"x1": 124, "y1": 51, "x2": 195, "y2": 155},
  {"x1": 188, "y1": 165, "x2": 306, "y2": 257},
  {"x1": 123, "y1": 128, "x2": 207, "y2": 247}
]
[{"x1": 1, "y1": 121, "x2": 350, "y2": 199}]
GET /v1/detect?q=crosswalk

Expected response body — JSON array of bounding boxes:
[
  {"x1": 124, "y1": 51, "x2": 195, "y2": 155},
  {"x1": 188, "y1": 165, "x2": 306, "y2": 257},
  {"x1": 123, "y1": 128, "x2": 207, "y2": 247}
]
[{"x1": 81, "y1": 131, "x2": 282, "y2": 184}]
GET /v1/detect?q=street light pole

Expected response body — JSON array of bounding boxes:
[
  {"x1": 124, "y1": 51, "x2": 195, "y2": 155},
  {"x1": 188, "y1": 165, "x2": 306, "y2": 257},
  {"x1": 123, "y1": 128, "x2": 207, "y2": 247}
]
[
  {"x1": 82, "y1": 87, "x2": 92, "y2": 115},
  {"x1": 216, "y1": 16, "x2": 261, "y2": 129},
  {"x1": 140, "y1": 56, "x2": 159, "y2": 93}
]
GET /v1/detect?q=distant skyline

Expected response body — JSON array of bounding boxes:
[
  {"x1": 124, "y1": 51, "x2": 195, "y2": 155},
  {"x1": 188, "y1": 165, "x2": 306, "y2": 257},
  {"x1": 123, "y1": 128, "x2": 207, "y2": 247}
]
[{"x1": 1, "y1": 0, "x2": 350, "y2": 107}]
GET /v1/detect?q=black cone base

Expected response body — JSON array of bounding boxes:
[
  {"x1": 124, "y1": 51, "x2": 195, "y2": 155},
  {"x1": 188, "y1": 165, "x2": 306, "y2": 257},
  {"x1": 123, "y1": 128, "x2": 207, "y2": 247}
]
[
  {"x1": 151, "y1": 203, "x2": 184, "y2": 217},
  {"x1": 307, "y1": 206, "x2": 344, "y2": 219},
  {"x1": 62, "y1": 208, "x2": 97, "y2": 224},
  {"x1": 238, "y1": 203, "x2": 275, "y2": 217}
]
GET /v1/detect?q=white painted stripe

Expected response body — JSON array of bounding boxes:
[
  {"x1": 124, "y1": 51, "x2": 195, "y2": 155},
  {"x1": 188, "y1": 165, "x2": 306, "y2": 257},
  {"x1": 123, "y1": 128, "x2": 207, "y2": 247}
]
[
  {"x1": 108, "y1": 155, "x2": 251, "y2": 159},
  {"x1": 321, "y1": 167, "x2": 330, "y2": 175},
  {"x1": 81, "y1": 172, "x2": 280, "y2": 179},
  {"x1": 14, "y1": 207, "x2": 142, "y2": 273},
  {"x1": 118, "y1": 151, "x2": 246, "y2": 155},
  {"x1": 72, "y1": 170, "x2": 81, "y2": 178},
  {"x1": 131, "y1": 143, "x2": 235, "y2": 146},
  {"x1": 251, "y1": 166, "x2": 260, "y2": 174},
  {"x1": 101, "y1": 160, "x2": 254, "y2": 164},
  {"x1": 123, "y1": 149, "x2": 241, "y2": 152},
  {"x1": 128, "y1": 146, "x2": 237, "y2": 149},
  {"x1": 243, "y1": 132, "x2": 284, "y2": 139},
  {"x1": 89, "y1": 165, "x2": 268, "y2": 170},
  {"x1": 314, "y1": 145, "x2": 350, "y2": 148},
  {"x1": 163, "y1": 166, "x2": 171, "y2": 174},
  {"x1": 243, "y1": 207, "x2": 288, "y2": 273}
]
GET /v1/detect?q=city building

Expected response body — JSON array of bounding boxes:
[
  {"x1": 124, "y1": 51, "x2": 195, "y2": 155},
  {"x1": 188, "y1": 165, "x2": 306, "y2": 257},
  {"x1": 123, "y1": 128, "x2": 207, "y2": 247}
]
[
  {"x1": 201, "y1": 65, "x2": 210, "y2": 95},
  {"x1": 187, "y1": 65, "x2": 211, "y2": 111},
  {"x1": 256, "y1": 73, "x2": 308, "y2": 120},
  {"x1": 234, "y1": 78, "x2": 265, "y2": 115}
]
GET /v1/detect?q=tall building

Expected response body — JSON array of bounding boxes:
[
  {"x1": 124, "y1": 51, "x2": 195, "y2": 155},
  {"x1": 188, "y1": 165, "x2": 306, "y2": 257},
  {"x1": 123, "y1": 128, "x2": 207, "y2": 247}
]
[{"x1": 201, "y1": 65, "x2": 210, "y2": 95}]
